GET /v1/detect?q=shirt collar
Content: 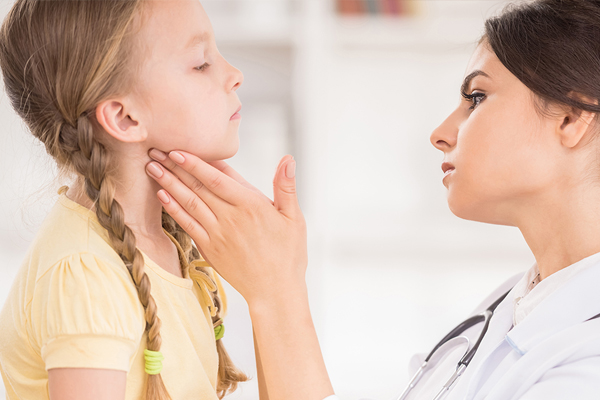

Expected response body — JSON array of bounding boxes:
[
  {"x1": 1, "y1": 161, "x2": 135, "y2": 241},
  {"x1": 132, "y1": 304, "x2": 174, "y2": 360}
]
[
  {"x1": 506, "y1": 251, "x2": 600, "y2": 354},
  {"x1": 512, "y1": 252, "x2": 600, "y2": 326}
]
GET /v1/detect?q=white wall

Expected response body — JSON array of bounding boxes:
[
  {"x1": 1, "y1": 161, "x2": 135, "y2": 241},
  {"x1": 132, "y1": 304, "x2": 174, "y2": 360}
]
[{"x1": 0, "y1": 1, "x2": 535, "y2": 399}]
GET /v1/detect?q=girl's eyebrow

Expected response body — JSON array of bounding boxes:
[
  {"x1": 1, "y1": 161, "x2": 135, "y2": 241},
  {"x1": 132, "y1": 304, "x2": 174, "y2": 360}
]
[
  {"x1": 185, "y1": 32, "x2": 210, "y2": 50},
  {"x1": 461, "y1": 70, "x2": 490, "y2": 93}
]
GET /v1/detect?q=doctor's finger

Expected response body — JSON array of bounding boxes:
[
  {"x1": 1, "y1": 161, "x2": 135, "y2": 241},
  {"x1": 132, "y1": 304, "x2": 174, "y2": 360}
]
[
  {"x1": 149, "y1": 148, "x2": 202, "y2": 193},
  {"x1": 156, "y1": 189, "x2": 211, "y2": 245},
  {"x1": 145, "y1": 161, "x2": 220, "y2": 227},
  {"x1": 167, "y1": 150, "x2": 247, "y2": 206},
  {"x1": 149, "y1": 148, "x2": 191, "y2": 176},
  {"x1": 148, "y1": 149, "x2": 243, "y2": 209},
  {"x1": 148, "y1": 151, "x2": 225, "y2": 212},
  {"x1": 208, "y1": 159, "x2": 274, "y2": 205}
]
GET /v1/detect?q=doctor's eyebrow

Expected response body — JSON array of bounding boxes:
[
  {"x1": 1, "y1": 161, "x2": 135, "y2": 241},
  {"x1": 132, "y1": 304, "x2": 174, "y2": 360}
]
[{"x1": 461, "y1": 70, "x2": 491, "y2": 94}]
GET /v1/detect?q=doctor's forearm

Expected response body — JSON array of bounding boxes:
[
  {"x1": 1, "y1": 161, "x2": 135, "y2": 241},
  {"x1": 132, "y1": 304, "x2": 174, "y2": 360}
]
[
  {"x1": 249, "y1": 287, "x2": 334, "y2": 400},
  {"x1": 254, "y1": 330, "x2": 270, "y2": 400}
]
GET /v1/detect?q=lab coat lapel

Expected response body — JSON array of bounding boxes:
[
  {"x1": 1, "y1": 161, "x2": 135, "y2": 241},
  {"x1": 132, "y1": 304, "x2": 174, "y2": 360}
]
[
  {"x1": 465, "y1": 261, "x2": 600, "y2": 400},
  {"x1": 505, "y1": 262, "x2": 600, "y2": 354}
]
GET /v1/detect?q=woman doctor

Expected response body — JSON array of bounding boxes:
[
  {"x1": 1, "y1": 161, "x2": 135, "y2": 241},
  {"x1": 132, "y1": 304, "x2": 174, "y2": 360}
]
[{"x1": 144, "y1": 0, "x2": 600, "y2": 399}]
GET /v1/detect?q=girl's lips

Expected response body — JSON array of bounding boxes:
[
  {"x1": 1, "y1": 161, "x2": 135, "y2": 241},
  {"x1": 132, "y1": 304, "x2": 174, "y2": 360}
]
[
  {"x1": 441, "y1": 162, "x2": 455, "y2": 183},
  {"x1": 230, "y1": 105, "x2": 242, "y2": 120}
]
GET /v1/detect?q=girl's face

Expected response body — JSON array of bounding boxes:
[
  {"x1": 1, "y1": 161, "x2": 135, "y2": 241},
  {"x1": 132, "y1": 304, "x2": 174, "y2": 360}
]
[
  {"x1": 133, "y1": 0, "x2": 243, "y2": 162},
  {"x1": 430, "y1": 43, "x2": 569, "y2": 226}
]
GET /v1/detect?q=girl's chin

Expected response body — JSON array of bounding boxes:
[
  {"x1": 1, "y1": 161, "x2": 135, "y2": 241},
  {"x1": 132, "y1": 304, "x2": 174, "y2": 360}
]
[
  {"x1": 194, "y1": 145, "x2": 239, "y2": 163},
  {"x1": 216, "y1": 142, "x2": 240, "y2": 161}
]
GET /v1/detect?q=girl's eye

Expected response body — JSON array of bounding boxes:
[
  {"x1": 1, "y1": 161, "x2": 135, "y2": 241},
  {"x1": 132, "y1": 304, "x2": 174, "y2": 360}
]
[
  {"x1": 461, "y1": 91, "x2": 486, "y2": 110},
  {"x1": 194, "y1": 62, "x2": 210, "y2": 72}
]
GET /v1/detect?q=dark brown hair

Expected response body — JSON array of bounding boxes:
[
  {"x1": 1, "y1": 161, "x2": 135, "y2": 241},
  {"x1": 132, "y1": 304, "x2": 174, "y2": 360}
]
[
  {"x1": 0, "y1": 1, "x2": 246, "y2": 398},
  {"x1": 484, "y1": 0, "x2": 600, "y2": 115}
]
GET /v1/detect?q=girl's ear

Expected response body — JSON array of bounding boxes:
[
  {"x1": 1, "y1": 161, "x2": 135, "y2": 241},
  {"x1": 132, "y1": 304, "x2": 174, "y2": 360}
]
[
  {"x1": 95, "y1": 98, "x2": 148, "y2": 143},
  {"x1": 555, "y1": 93, "x2": 598, "y2": 149}
]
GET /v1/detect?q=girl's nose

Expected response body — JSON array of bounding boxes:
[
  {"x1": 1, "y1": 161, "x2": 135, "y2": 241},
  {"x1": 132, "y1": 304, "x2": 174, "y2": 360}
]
[
  {"x1": 226, "y1": 62, "x2": 244, "y2": 93},
  {"x1": 430, "y1": 109, "x2": 460, "y2": 152}
]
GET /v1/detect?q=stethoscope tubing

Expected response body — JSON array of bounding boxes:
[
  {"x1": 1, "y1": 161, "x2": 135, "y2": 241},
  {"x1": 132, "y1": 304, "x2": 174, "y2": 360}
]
[
  {"x1": 395, "y1": 289, "x2": 510, "y2": 400},
  {"x1": 395, "y1": 285, "x2": 600, "y2": 400}
]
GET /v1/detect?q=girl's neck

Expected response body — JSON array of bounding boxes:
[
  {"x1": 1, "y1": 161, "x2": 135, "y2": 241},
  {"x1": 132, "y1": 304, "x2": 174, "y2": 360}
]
[
  {"x1": 66, "y1": 176, "x2": 184, "y2": 278},
  {"x1": 66, "y1": 173, "x2": 166, "y2": 241}
]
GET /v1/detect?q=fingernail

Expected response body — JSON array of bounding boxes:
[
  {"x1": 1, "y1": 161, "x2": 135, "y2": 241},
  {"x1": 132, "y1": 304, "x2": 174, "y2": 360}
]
[
  {"x1": 285, "y1": 160, "x2": 296, "y2": 179},
  {"x1": 157, "y1": 190, "x2": 170, "y2": 204},
  {"x1": 169, "y1": 151, "x2": 185, "y2": 164},
  {"x1": 149, "y1": 148, "x2": 167, "y2": 161},
  {"x1": 146, "y1": 162, "x2": 164, "y2": 178}
]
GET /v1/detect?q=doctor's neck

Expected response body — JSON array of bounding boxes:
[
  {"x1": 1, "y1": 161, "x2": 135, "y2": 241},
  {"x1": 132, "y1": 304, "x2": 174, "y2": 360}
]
[{"x1": 515, "y1": 184, "x2": 600, "y2": 281}]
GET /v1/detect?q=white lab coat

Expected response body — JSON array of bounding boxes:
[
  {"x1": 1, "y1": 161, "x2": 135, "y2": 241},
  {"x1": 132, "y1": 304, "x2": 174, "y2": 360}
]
[{"x1": 326, "y1": 255, "x2": 600, "y2": 400}]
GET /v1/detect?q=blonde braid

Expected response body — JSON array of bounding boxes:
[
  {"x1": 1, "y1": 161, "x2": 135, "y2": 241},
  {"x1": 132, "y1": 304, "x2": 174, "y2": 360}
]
[
  {"x1": 161, "y1": 211, "x2": 248, "y2": 398},
  {"x1": 67, "y1": 114, "x2": 172, "y2": 400}
]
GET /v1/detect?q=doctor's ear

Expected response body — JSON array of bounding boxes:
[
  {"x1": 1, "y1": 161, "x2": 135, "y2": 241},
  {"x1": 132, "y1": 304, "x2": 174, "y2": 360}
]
[
  {"x1": 551, "y1": 93, "x2": 599, "y2": 149},
  {"x1": 95, "y1": 98, "x2": 148, "y2": 143}
]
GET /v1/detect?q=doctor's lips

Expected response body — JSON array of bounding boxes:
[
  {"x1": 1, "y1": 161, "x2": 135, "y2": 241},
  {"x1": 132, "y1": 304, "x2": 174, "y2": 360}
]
[
  {"x1": 442, "y1": 162, "x2": 455, "y2": 178},
  {"x1": 230, "y1": 105, "x2": 242, "y2": 120}
]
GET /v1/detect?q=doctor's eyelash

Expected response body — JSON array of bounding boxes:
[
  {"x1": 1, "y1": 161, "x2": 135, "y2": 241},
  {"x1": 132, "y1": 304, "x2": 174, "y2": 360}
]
[{"x1": 461, "y1": 90, "x2": 486, "y2": 110}]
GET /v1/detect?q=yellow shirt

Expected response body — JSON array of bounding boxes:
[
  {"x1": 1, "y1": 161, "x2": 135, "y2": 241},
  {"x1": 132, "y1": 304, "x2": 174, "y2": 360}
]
[{"x1": 0, "y1": 187, "x2": 226, "y2": 399}]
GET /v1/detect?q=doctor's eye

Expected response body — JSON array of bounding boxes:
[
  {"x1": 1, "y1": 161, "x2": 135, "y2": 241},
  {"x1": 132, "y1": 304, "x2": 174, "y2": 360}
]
[
  {"x1": 194, "y1": 62, "x2": 210, "y2": 72},
  {"x1": 461, "y1": 91, "x2": 486, "y2": 110}
]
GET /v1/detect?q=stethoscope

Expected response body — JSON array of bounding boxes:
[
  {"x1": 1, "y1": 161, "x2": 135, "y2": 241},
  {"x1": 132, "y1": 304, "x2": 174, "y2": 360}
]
[{"x1": 396, "y1": 288, "x2": 600, "y2": 400}]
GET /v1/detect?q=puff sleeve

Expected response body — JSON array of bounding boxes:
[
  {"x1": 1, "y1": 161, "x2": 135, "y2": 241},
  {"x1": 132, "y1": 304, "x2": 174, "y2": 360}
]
[{"x1": 29, "y1": 253, "x2": 145, "y2": 372}]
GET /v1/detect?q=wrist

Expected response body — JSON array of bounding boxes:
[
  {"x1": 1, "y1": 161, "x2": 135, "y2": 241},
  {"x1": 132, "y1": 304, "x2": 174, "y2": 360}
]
[
  {"x1": 246, "y1": 276, "x2": 308, "y2": 308},
  {"x1": 248, "y1": 284, "x2": 333, "y2": 400},
  {"x1": 248, "y1": 285, "x2": 311, "y2": 321}
]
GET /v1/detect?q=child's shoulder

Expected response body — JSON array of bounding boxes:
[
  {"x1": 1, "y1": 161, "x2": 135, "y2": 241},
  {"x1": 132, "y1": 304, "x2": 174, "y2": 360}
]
[{"x1": 25, "y1": 187, "x2": 125, "y2": 282}]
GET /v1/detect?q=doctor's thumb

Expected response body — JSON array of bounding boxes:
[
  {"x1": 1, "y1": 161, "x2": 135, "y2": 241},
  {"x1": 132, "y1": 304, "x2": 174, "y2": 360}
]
[{"x1": 273, "y1": 156, "x2": 300, "y2": 218}]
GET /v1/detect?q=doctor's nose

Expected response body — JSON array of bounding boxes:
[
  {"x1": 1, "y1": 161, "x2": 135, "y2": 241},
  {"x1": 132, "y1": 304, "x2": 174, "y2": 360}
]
[{"x1": 430, "y1": 110, "x2": 459, "y2": 152}]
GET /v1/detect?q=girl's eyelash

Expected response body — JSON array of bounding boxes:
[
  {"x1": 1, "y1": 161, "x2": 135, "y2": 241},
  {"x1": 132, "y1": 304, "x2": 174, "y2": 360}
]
[
  {"x1": 194, "y1": 62, "x2": 210, "y2": 71},
  {"x1": 461, "y1": 90, "x2": 486, "y2": 110}
]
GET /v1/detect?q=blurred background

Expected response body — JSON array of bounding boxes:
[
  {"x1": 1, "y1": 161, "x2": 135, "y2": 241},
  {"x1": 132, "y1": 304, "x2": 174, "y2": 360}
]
[{"x1": 0, "y1": 0, "x2": 534, "y2": 399}]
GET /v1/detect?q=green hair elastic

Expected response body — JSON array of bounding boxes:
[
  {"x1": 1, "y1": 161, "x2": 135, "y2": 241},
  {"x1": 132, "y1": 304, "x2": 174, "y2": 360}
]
[
  {"x1": 214, "y1": 324, "x2": 225, "y2": 341},
  {"x1": 144, "y1": 349, "x2": 164, "y2": 375}
]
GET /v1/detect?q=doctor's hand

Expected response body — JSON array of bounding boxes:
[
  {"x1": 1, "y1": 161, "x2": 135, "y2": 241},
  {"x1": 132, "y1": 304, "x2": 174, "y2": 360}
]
[
  {"x1": 145, "y1": 149, "x2": 308, "y2": 307},
  {"x1": 145, "y1": 149, "x2": 334, "y2": 400}
]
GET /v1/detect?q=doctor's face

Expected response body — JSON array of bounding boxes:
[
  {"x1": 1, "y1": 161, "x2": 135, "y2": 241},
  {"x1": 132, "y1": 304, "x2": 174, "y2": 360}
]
[{"x1": 429, "y1": 42, "x2": 564, "y2": 226}]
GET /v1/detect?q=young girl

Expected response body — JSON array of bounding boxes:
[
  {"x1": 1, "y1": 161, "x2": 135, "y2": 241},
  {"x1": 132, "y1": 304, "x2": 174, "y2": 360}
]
[
  {"x1": 144, "y1": 0, "x2": 600, "y2": 399},
  {"x1": 0, "y1": 0, "x2": 248, "y2": 399}
]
